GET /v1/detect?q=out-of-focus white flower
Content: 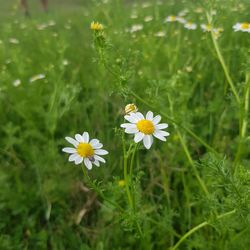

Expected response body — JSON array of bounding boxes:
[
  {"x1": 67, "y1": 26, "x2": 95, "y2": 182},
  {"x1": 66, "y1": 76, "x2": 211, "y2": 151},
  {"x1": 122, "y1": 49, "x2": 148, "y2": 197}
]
[
  {"x1": 154, "y1": 31, "x2": 166, "y2": 37},
  {"x1": 144, "y1": 16, "x2": 153, "y2": 22},
  {"x1": 37, "y1": 23, "x2": 48, "y2": 30},
  {"x1": 178, "y1": 9, "x2": 189, "y2": 17},
  {"x1": 130, "y1": 24, "x2": 143, "y2": 33},
  {"x1": 200, "y1": 24, "x2": 212, "y2": 32},
  {"x1": 9, "y1": 38, "x2": 19, "y2": 44},
  {"x1": 29, "y1": 74, "x2": 46, "y2": 83},
  {"x1": 130, "y1": 12, "x2": 138, "y2": 19},
  {"x1": 233, "y1": 22, "x2": 250, "y2": 33},
  {"x1": 184, "y1": 22, "x2": 197, "y2": 30},
  {"x1": 165, "y1": 15, "x2": 178, "y2": 22},
  {"x1": 63, "y1": 59, "x2": 69, "y2": 66},
  {"x1": 176, "y1": 17, "x2": 186, "y2": 24},
  {"x1": 142, "y1": 2, "x2": 151, "y2": 8},
  {"x1": 13, "y1": 79, "x2": 21, "y2": 87},
  {"x1": 194, "y1": 7, "x2": 203, "y2": 13},
  {"x1": 125, "y1": 104, "x2": 138, "y2": 115},
  {"x1": 48, "y1": 20, "x2": 56, "y2": 26}
]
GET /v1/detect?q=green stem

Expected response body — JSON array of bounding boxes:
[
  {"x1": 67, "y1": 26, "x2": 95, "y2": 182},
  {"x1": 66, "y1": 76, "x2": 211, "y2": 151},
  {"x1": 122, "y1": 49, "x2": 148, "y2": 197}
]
[
  {"x1": 122, "y1": 135, "x2": 134, "y2": 210},
  {"x1": 177, "y1": 130, "x2": 209, "y2": 197},
  {"x1": 206, "y1": 12, "x2": 240, "y2": 104},
  {"x1": 81, "y1": 165, "x2": 124, "y2": 212},
  {"x1": 233, "y1": 73, "x2": 250, "y2": 170},
  {"x1": 170, "y1": 209, "x2": 236, "y2": 250},
  {"x1": 129, "y1": 143, "x2": 138, "y2": 176}
]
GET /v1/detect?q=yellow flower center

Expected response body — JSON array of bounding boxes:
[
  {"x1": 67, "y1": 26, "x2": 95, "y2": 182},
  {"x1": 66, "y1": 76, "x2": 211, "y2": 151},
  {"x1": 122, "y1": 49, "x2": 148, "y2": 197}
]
[
  {"x1": 241, "y1": 23, "x2": 249, "y2": 29},
  {"x1": 137, "y1": 119, "x2": 155, "y2": 135},
  {"x1": 90, "y1": 22, "x2": 103, "y2": 31},
  {"x1": 77, "y1": 143, "x2": 94, "y2": 158},
  {"x1": 170, "y1": 16, "x2": 176, "y2": 21}
]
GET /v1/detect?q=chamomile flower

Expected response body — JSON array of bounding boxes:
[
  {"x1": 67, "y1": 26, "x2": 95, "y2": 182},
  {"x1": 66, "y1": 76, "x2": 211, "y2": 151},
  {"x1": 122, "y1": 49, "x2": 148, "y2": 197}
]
[
  {"x1": 121, "y1": 111, "x2": 170, "y2": 149},
  {"x1": 90, "y1": 21, "x2": 104, "y2": 31},
  {"x1": 184, "y1": 22, "x2": 197, "y2": 30},
  {"x1": 29, "y1": 74, "x2": 45, "y2": 83},
  {"x1": 144, "y1": 16, "x2": 153, "y2": 22},
  {"x1": 154, "y1": 31, "x2": 166, "y2": 37},
  {"x1": 125, "y1": 103, "x2": 138, "y2": 114},
  {"x1": 200, "y1": 24, "x2": 212, "y2": 32},
  {"x1": 233, "y1": 22, "x2": 250, "y2": 32},
  {"x1": 9, "y1": 38, "x2": 19, "y2": 44},
  {"x1": 130, "y1": 24, "x2": 143, "y2": 33},
  {"x1": 13, "y1": 79, "x2": 21, "y2": 87},
  {"x1": 62, "y1": 132, "x2": 108, "y2": 169},
  {"x1": 165, "y1": 15, "x2": 178, "y2": 22}
]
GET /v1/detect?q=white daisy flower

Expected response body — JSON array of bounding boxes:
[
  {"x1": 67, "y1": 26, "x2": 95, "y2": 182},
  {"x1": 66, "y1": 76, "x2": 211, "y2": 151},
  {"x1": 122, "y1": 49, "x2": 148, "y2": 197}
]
[
  {"x1": 144, "y1": 16, "x2": 153, "y2": 22},
  {"x1": 176, "y1": 16, "x2": 186, "y2": 24},
  {"x1": 178, "y1": 9, "x2": 189, "y2": 17},
  {"x1": 125, "y1": 103, "x2": 138, "y2": 115},
  {"x1": 121, "y1": 111, "x2": 170, "y2": 149},
  {"x1": 165, "y1": 15, "x2": 178, "y2": 22},
  {"x1": 9, "y1": 38, "x2": 19, "y2": 44},
  {"x1": 130, "y1": 24, "x2": 143, "y2": 33},
  {"x1": 13, "y1": 79, "x2": 21, "y2": 87},
  {"x1": 29, "y1": 74, "x2": 46, "y2": 83},
  {"x1": 154, "y1": 31, "x2": 166, "y2": 37},
  {"x1": 201, "y1": 24, "x2": 212, "y2": 32},
  {"x1": 233, "y1": 22, "x2": 250, "y2": 33},
  {"x1": 184, "y1": 22, "x2": 197, "y2": 30},
  {"x1": 62, "y1": 132, "x2": 108, "y2": 169}
]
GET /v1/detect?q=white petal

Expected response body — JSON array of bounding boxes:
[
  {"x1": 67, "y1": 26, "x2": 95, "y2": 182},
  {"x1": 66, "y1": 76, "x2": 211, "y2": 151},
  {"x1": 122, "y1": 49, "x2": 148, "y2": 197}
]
[
  {"x1": 134, "y1": 112, "x2": 144, "y2": 120},
  {"x1": 121, "y1": 123, "x2": 137, "y2": 129},
  {"x1": 69, "y1": 153, "x2": 79, "y2": 162},
  {"x1": 84, "y1": 158, "x2": 92, "y2": 169},
  {"x1": 94, "y1": 149, "x2": 109, "y2": 155},
  {"x1": 75, "y1": 134, "x2": 84, "y2": 142},
  {"x1": 153, "y1": 130, "x2": 170, "y2": 141},
  {"x1": 134, "y1": 132, "x2": 144, "y2": 143},
  {"x1": 155, "y1": 123, "x2": 168, "y2": 129},
  {"x1": 94, "y1": 155, "x2": 106, "y2": 163},
  {"x1": 146, "y1": 111, "x2": 153, "y2": 120},
  {"x1": 92, "y1": 143, "x2": 103, "y2": 149},
  {"x1": 82, "y1": 132, "x2": 89, "y2": 143},
  {"x1": 124, "y1": 115, "x2": 138, "y2": 123},
  {"x1": 143, "y1": 135, "x2": 153, "y2": 149},
  {"x1": 90, "y1": 139, "x2": 100, "y2": 147},
  {"x1": 65, "y1": 137, "x2": 78, "y2": 147},
  {"x1": 153, "y1": 130, "x2": 167, "y2": 141},
  {"x1": 93, "y1": 160, "x2": 100, "y2": 167},
  {"x1": 75, "y1": 156, "x2": 83, "y2": 165},
  {"x1": 156, "y1": 130, "x2": 170, "y2": 137},
  {"x1": 125, "y1": 127, "x2": 139, "y2": 134},
  {"x1": 152, "y1": 115, "x2": 161, "y2": 125},
  {"x1": 62, "y1": 147, "x2": 77, "y2": 153}
]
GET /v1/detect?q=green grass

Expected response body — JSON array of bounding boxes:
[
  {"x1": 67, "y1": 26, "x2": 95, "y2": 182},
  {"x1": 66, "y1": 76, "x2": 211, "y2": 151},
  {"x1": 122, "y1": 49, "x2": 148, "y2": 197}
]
[{"x1": 0, "y1": 0, "x2": 250, "y2": 249}]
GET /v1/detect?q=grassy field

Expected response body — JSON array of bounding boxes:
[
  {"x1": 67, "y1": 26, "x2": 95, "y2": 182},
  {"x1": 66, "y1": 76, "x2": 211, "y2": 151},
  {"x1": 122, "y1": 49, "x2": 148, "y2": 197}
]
[{"x1": 0, "y1": 0, "x2": 250, "y2": 249}]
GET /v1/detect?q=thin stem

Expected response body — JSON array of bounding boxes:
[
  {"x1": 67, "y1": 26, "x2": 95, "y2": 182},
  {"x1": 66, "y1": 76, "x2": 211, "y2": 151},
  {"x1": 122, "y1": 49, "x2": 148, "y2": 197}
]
[
  {"x1": 129, "y1": 143, "x2": 138, "y2": 177},
  {"x1": 122, "y1": 135, "x2": 134, "y2": 209},
  {"x1": 234, "y1": 73, "x2": 250, "y2": 171},
  {"x1": 170, "y1": 209, "x2": 236, "y2": 250},
  {"x1": 177, "y1": 130, "x2": 209, "y2": 197},
  {"x1": 206, "y1": 12, "x2": 240, "y2": 104},
  {"x1": 131, "y1": 91, "x2": 219, "y2": 156},
  {"x1": 80, "y1": 165, "x2": 124, "y2": 212}
]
